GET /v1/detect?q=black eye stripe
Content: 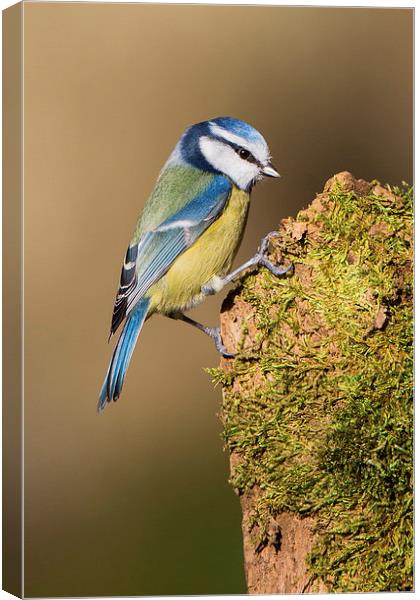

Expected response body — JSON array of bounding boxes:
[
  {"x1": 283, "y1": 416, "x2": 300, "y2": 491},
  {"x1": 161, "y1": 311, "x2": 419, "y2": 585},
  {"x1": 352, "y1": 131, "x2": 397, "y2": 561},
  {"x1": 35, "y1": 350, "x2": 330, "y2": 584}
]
[
  {"x1": 237, "y1": 148, "x2": 251, "y2": 160},
  {"x1": 212, "y1": 135, "x2": 261, "y2": 166},
  {"x1": 234, "y1": 145, "x2": 258, "y2": 165}
]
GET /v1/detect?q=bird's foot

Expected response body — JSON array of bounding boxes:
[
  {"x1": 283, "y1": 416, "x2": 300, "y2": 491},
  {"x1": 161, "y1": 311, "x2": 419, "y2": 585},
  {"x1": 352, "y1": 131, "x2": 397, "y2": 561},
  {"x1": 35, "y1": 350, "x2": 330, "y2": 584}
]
[
  {"x1": 201, "y1": 233, "x2": 292, "y2": 299},
  {"x1": 205, "y1": 326, "x2": 236, "y2": 358},
  {"x1": 257, "y1": 231, "x2": 293, "y2": 277}
]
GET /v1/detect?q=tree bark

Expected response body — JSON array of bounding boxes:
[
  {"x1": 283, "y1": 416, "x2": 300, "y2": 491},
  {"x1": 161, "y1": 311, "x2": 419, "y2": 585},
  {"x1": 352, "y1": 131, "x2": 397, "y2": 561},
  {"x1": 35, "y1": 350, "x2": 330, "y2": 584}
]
[{"x1": 215, "y1": 172, "x2": 413, "y2": 593}]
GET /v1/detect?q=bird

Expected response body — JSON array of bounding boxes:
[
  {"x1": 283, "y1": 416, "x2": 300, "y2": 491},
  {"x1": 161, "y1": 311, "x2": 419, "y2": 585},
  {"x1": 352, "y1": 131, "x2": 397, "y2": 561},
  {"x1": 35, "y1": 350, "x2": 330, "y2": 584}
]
[{"x1": 98, "y1": 116, "x2": 289, "y2": 412}]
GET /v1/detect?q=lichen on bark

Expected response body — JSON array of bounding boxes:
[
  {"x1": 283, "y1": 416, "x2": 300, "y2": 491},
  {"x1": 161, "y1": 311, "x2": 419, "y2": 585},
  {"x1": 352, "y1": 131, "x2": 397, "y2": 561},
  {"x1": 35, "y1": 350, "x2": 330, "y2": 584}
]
[{"x1": 209, "y1": 172, "x2": 413, "y2": 593}]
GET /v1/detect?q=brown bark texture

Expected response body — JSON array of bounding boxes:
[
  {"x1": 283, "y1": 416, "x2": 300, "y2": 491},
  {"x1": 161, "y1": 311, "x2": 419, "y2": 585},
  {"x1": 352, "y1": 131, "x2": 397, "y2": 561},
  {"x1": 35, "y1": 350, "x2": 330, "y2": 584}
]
[{"x1": 216, "y1": 172, "x2": 413, "y2": 593}]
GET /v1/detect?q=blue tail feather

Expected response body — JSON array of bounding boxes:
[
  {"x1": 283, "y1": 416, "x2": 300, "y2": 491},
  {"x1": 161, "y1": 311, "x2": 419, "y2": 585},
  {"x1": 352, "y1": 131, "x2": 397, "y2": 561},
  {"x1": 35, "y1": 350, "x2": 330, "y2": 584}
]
[{"x1": 98, "y1": 298, "x2": 150, "y2": 412}]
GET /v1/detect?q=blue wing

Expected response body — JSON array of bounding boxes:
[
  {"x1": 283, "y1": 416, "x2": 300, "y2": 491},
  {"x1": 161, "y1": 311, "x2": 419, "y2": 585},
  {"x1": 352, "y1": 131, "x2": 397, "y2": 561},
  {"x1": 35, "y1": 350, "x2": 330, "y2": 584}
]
[{"x1": 110, "y1": 174, "x2": 232, "y2": 334}]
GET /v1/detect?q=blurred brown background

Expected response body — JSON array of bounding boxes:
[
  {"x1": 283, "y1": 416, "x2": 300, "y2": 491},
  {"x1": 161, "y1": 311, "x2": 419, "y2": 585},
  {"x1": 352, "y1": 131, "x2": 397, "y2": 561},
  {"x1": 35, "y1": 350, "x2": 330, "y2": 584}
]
[{"x1": 22, "y1": 2, "x2": 412, "y2": 596}]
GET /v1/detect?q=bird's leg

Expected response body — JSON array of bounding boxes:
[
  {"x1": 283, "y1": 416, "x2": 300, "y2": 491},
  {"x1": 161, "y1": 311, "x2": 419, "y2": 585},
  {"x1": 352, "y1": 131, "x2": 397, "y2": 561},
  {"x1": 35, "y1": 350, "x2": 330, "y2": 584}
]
[
  {"x1": 201, "y1": 231, "x2": 291, "y2": 296},
  {"x1": 168, "y1": 312, "x2": 235, "y2": 358}
]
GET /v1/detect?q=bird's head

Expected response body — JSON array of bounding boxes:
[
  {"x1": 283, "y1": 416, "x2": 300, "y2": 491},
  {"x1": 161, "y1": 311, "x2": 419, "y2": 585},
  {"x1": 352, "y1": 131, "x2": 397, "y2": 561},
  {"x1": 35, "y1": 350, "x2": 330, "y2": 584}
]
[{"x1": 168, "y1": 117, "x2": 280, "y2": 191}]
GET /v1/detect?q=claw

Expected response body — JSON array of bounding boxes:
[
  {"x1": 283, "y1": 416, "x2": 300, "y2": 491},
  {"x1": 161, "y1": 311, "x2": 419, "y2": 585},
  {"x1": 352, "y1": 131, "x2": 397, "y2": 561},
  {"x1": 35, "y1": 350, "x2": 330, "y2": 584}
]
[
  {"x1": 259, "y1": 231, "x2": 281, "y2": 254},
  {"x1": 206, "y1": 327, "x2": 236, "y2": 358},
  {"x1": 257, "y1": 232, "x2": 292, "y2": 277},
  {"x1": 260, "y1": 256, "x2": 293, "y2": 277}
]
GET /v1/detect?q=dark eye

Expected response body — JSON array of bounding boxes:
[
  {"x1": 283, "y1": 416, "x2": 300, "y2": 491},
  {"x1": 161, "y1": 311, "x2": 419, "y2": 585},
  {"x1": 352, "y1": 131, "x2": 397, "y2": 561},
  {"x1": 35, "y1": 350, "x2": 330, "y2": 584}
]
[{"x1": 237, "y1": 148, "x2": 251, "y2": 160}]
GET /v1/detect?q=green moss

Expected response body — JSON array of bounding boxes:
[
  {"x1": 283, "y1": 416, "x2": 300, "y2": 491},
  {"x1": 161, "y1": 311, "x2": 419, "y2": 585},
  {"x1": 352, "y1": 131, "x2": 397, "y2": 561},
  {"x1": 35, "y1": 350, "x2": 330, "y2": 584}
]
[{"x1": 211, "y1": 178, "x2": 413, "y2": 592}]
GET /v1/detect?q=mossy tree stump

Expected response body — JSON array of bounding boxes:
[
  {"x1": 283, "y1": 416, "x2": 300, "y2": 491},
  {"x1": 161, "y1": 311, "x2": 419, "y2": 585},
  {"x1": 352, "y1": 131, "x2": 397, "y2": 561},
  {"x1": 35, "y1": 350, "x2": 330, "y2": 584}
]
[{"x1": 210, "y1": 172, "x2": 413, "y2": 593}]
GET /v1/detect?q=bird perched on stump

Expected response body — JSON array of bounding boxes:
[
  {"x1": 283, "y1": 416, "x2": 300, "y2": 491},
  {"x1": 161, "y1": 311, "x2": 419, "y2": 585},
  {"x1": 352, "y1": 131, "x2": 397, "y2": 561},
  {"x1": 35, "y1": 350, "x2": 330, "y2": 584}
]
[{"x1": 98, "y1": 117, "x2": 289, "y2": 412}]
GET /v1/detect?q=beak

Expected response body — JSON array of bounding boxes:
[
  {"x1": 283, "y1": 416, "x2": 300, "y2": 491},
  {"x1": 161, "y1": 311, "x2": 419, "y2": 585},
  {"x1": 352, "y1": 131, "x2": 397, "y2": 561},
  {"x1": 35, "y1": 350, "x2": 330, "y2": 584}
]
[{"x1": 262, "y1": 162, "x2": 281, "y2": 178}]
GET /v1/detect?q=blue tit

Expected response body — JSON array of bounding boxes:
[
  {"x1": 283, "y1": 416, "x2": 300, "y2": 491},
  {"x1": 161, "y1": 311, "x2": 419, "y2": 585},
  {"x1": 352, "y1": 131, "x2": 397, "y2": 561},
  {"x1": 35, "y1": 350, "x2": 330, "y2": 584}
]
[{"x1": 98, "y1": 116, "x2": 288, "y2": 412}]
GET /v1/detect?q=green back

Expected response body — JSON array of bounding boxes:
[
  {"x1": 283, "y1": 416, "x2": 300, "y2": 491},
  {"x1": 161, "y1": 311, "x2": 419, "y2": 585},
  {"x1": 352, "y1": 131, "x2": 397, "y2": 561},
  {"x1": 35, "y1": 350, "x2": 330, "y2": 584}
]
[{"x1": 132, "y1": 166, "x2": 215, "y2": 243}]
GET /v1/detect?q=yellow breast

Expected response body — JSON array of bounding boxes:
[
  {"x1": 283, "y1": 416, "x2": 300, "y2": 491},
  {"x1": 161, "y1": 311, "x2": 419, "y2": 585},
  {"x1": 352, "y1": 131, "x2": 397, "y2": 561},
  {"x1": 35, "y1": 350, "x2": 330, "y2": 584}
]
[{"x1": 148, "y1": 186, "x2": 250, "y2": 314}]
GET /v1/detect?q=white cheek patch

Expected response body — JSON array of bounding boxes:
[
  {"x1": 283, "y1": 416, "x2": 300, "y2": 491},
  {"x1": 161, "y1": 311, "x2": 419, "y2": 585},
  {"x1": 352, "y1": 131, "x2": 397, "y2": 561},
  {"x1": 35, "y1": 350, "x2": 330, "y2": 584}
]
[{"x1": 199, "y1": 137, "x2": 260, "y2": 190}]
